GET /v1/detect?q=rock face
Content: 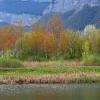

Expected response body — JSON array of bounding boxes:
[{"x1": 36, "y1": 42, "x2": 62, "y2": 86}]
[
  {"x1": 62, "y1": 5, "x2": 100, "y2": 30},
  {"x1": 0, "y1": 0, "x2": 100, "y2": 16},
  {"x1": 44, "y1": 0, "x2": 100, "y2": 14}
]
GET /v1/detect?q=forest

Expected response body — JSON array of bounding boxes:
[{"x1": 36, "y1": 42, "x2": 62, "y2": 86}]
[
  {"x1": 0, "y1": 16, "x2": 100, "y2": 66},
  {"x1": 0, "y1": 16, "x2": 100, "y2": 65},
  {"x1": 0, "y1": 15, "x2": 99, "y2": 84}
]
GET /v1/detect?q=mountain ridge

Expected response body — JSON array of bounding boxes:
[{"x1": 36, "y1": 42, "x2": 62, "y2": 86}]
[{"x1": 0, "y1": 0, "x2": 100, "y2": 30}]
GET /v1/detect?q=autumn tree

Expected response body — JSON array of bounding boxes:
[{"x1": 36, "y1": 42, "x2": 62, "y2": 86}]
[
  {"x1": 47, "y1": 15, "x2": 64, "y2": 38},
  {"x1": 83, "y1": 25, "x2": 100, "y2": 56},
  {"x1": 64, "y1": 30, "x2": 82, "y2": 58},
  {"x1": 0, "y1": 21, "x2": 23, "y2": 51}
]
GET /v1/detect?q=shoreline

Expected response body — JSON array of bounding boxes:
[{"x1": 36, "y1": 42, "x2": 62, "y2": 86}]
[{"x1": 0, "y1": 66, "x2": 100, "y2": 85}]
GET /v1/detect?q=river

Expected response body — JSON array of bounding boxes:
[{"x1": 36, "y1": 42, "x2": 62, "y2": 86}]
[{"x1": 0, "y1": 84, "x2": 100, "y2": 100}]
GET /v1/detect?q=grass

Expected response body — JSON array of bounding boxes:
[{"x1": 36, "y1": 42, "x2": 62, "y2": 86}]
[
  {"x1": 23, "y1": 60, "x2": 81, "y2": 67},
  {"x1": 0, "y1": 66, "x2": 100, "y2": 84},
  {"x1": 0, "y1": 66, "x2": 100, "y2": 76},
  {"x1": 82, "y1": 55, "x2": 100, "y2": 66}
]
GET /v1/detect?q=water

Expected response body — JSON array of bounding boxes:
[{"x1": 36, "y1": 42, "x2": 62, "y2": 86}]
[{"x1": 0, "y1": 84, "x2": 100, "y2": 100}]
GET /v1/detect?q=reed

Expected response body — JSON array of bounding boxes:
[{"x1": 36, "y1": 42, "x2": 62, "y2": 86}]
[{"x1": 0, "y1": 66, "x2": 100, "y2": 84}]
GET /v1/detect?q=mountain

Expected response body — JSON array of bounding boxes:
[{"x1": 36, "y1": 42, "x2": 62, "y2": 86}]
[
  {"x1": 62, "y1": 5, "x2": 100, "y2": 30},
  {"x1": 43, "y1": 0, "x2": 100, "y2": 30},
  {"x1": 0, "y1": 0, "x2": 100, "y2": 30},
  {"x1": 44, "y1": 0, "x2": 100, "y2": 14}
]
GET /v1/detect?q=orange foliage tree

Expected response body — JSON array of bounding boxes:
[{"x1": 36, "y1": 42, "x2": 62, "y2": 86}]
[
  {"x1": 24, "y1": 31, "x2": 57, "y2": 56},
  {"x1": 0, "y1": 25, "x2": 22, "y2": 50}
]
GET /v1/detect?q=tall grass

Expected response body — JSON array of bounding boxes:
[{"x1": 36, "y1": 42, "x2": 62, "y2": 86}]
[
  {"x1": 82, "y1": 55, "x2": 100, "y2": 66},
  {"x1": 0, "y1": 67, "x2": 99, "y2": 84}
]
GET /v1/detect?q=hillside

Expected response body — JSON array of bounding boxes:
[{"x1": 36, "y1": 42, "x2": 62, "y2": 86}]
[{"x1": 63, "y1": 5, "x2": 100, "y2": 30}]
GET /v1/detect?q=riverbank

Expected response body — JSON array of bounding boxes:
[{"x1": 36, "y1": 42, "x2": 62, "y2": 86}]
[{"x1": 0, "y1": 66, "x2": 100, "y2": 84}]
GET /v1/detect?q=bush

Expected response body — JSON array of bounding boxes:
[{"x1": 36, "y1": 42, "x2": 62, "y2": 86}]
[
  {"x1": 82, "y1": 55, "x2": 100, "y2": 66},
  {"x1": 0, "y1": 50, "x2": 22, "y2": 68},
  {"x1": 50, "y1": 54, "x2": 64, "y2": 61},
  {"x1": 16, "y1": 38, "x2": 31, "y2": 60},
  {"x1": 0, "y1": 58, "x2": 22, "y2": 68}
]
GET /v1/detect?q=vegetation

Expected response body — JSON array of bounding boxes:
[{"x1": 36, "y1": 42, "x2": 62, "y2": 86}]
[
  {"x1": 0, "y1": 17, "x2": 99, "y2": 63},
  {"x1": 16, "y1": 22, "x2": 100, "y2": 65},
  {"x1": 0, "y1": 50, "x2": 22, "y2": 68},
  {"x1": 0, "y1": 66, "x2": 100, "y2": 84},
  {"x1": 82, "y1": 55, "x2": 100, "y2": 66},
  {"x1": 0, "y1": 66, "x2": 100, "y2": 75},
  {"x1": 0, "y1": 16, "x2": 99, "y2": 84}
]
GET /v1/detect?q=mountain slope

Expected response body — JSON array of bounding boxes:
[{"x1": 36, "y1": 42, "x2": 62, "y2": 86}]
[
  {"x1": 63, "y1": 5, "x2": 100, "y2": 30},
  {"x1": 44, "y1": 0, "x2": 100, "y2": 14}
]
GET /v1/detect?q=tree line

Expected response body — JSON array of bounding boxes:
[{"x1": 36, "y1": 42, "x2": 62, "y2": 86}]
[{"x1": 0, "y1": 16, "x2": 100, "y2": 61}]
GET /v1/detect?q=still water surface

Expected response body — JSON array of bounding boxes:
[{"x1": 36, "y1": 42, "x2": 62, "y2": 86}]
[{"x1": 0, "y1": 84, "x2": 100, "y2": 100}]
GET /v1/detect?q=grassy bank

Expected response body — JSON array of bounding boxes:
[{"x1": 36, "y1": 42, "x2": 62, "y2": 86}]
[{"x1": 0, "y1": 66, "x2": 100, "y2": 84}]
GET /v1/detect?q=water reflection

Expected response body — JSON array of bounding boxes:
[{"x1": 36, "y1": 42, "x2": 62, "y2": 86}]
[{"x1": 0, "y1": 84, "x2": 100, "y2": 100}]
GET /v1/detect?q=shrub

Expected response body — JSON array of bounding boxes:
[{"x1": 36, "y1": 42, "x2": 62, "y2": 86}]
[
  {"x1": 0, "y1": 50, "x2": 22, "y2": 68},
  {"x1": 16, "y1": 38, "x2": 31, "y2": 60},
  {"x1": 82, "y1": 55, "x2": 100, "y2": 66},
  {"x1": 0, "y1": 58, "x2": 22, "y2": 68},
  {"x1": 50, "y1": 55, "x2": 64, "y2": 61}
]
